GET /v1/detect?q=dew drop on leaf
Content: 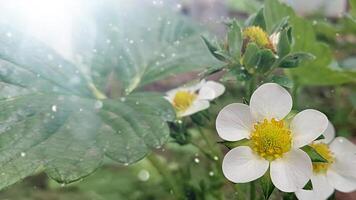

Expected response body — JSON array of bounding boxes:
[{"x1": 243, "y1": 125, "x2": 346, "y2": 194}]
[
  {"x1": 51, "y1": 105, "x2": 57, "y2": 112},
  {"x1": 20, "y1": 152, "x2": 26, "y2": 157},
  {"x1": 194, "y1": 158, "x2": 200, "y2": 163},
  {"x1": 209, "y1": 171, "x2": 214, "y2": 176},
  {"x1": 137, "y1": 169, "x2": 150, "y2": 181}
]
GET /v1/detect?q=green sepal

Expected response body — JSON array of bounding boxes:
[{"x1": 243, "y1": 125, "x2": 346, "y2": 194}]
[
  {"x1": 218, "y1": 138, "x2": 250, "y2": 149},
  {"x1": 243, "y1": 43, "x2": 260, "y2": 72},
  {"x1": 301, "y1": 145, "x2": 328, "y2": 163},
  {"x1": 302, "y1": 180, "x2": 313, "y2": 190},
  {"x1": 277, "y1": 27, "x2": 292, "y2": 58},
  {"x1": 257, "y1": 49, "x2": 276, "y2": 73},
  {"x1": 202, "y1": 36, "x2": 229, "y2": 62},
  {"x1": 259, "y1": 170, "x2": 275, "y2": 200},
  {"x1": 227, "y1": 20, "x2": 242, "y2": 60}
]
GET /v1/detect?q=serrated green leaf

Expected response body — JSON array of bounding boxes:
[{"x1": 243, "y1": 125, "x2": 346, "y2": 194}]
[
  {"x1": 301, "y1": 145, "x2": 328, "y2": 163},
  {"x1": 0, "y1": 0, "x2": 217, "y2": 190},
  {"x1": 259, "y1": 171, "x2": 275, "y2": 200}
]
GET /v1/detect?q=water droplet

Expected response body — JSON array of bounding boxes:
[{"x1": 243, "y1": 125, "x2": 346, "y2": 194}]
[
  {"x1": 129, "y1": 40, "x2": 134, "y2": 44},
  {"x1": 94, "y1": 100, "x2": 103, "y2": 109},
  {"x1": 20, "y1": 152, "x2": 26, "y2": 157},
  {"x1": 51, "y1": 105, "x2": 57, "y2": 112},
  {"x1": 6, "y1": 32, "x2": 12, "y2": 37},
  {"x1": 213, "y1": 156, "x2": 219, "y2": 161},
  {"x1": 209, "y1": 171, "x2": 214, "y2": 176},
  {"x1": 106, "y1": 39, "x2": 111, "y2": 44},
  {"x1": 138, "y1": 169, "x2": 150, "y2": 181},
  {"x1": 79, "y1": 108, "x2": 83, "y2": 112},
  {"x1": 120, "y1": 97, "x2": 126, "y2": 102},
  {"x1": 124, "y1": 163, "x2": 129, "y2": 166},
  {"x1": 194, "y1": 158, "x2": 200, "y2": 163}
]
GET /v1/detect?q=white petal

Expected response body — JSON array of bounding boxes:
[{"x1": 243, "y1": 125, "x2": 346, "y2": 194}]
[
  {"x1": 166, "y1": 80, "x2": 206, "y2": 99},
  {"x1": 178, "y1": 100, "x2": 209, "y2": 117},
  {"x1": 317, "y1": 121, "x2": 335, "y2": 144},
  {"x1": 291, "y1": 109, "x2": 328, "y2": 148},
  {"x1": 250, "y1": 83, "x2": 292, "y2": 121},
  {"x1": 270, "y1": 149, "x2": 312, "y2": 192},
  {"x1": 329, "y1": 137, "x2": 356, "y2": 179},
  {"x1": 295, "y1": 174, "x2": 334, "y2": 200},
  {"x1": 216, "y1": 103, "x2": 254, "y2": 141},
  {"x1": 198, "y1": 81, "x2": 225, "y2": 100},
  {"x1": 222, "y1": 146, "x2": 269, "y2": 183},
  {"x1": 329, "y1": 137, "x2": 356, "y2": 156},
  {"x1": 327, "y1": 169, "x2": 356, "y2": 193}
]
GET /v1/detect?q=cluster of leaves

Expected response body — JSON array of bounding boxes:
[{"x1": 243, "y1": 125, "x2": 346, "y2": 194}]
[
  {"x1": 0, "y1": 0, "x2": 219, "y2": 190},
  {"x1": 202, "y1": 6, "x2": 314, "y2": 88}
]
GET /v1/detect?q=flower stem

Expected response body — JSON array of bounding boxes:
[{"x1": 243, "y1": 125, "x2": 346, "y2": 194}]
[
  {"x1": 147, "y1": 153, "x2": 184, "y2": 199},
  {"x1": 250, "y1": 181, "x2": 256, "y2": 200}
]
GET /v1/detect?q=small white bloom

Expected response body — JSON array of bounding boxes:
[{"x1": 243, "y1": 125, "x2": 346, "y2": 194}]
[
  {"x1": 165, "y1": 80, "x2": 225, "y2": 118},
  {"x1": 216, "y1": 83, "x2": 329, "y2": 192},
  {"x1": 295, "y1": 122, "x2": 356, "y2": 200}
]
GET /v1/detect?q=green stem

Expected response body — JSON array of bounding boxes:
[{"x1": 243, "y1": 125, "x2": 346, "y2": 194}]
[
  {"x1": 250, "y1": 181, "x2": 256, "y2": 200},
  {"x1": 247, "y1": 76, "x2": 257, "y2": 98},
  {"x1": 147, "y1": 153, "x2": 184, "y2": 199},
  {"x1": 190, "y1": 141, "x2": 215, "y2": 161},
  {"x1": 197, "y1": 126, "x2": 221, "y2": 158},
  {"x1": 292, "y1": 83, "x2": 300, "y2": 109}
]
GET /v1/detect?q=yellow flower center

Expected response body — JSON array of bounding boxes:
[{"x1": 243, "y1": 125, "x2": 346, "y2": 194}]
[
  {"x1": 243, "y1": 26, "x2": 274, "y2": 50},
  {"x1": 173, "y1": 91, "x2": 197, "y2": 112},
  {"x1": 250, "y1": 119, "x2": 292, "y2": 161},
  {"x1": 310, "y1": 143, "x2": 335, "y2": 174}
]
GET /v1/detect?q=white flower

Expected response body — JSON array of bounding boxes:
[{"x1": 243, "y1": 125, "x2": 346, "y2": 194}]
[
  {"x1": 216, "y1": 83, "x2": 329, "y2": 192},
  {"x1": 295, "y1": 122, "x2": 356, "y2": 200},
  {"x1": 166, "y1": 80, "x2": 225, "y2": 118}
]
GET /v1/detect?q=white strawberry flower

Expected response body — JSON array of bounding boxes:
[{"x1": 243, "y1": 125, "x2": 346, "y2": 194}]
[
  {"x1": 295, "y1": 122, "x2": 356, "y2": 200},
  {"x1": 166, "y1": 80, "x2": 225, "y2": 118},
  {"x1": 216, "y1": 83, "x2": 329, "y2": 192}
]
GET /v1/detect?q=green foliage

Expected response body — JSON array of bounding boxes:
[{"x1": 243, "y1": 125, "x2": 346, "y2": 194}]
[
  {"x1": 264, "y1": 0, "x2": 356, "y2": 85},
  {"x1": 0, "y1": 0, "x2": 219, "y2": 189}
]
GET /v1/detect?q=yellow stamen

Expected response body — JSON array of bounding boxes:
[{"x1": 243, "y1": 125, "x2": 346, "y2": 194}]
[
  {"x1": 173, "y1": 91, "x2": 197, "y2": 112},
  {"x1": 243, "y1": 26, "x2": 274, "y2": 50},
  {"x1": 310, "y1": 143, "x2": 335, "y2": 174},
  {"x1": 250, "y1": 118, "x2": 292, "y2": 161}
]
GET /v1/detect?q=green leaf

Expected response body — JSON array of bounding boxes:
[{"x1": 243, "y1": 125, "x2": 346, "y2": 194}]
[
  {"x1": 270, "y1": 75, "x2": 294, "y2": 88},
  {"x1": 259, "y1": 171, "x2": 275, "y2": 200},
  {"x1": 243, "y1": 43, "x2": 260, "y2": 71},
  {"x1": 277, "y1": 27, "x2": 291, "y2": 58},
  {"x1": 248, "y1": 8, "x2": 266, "y2": 30},
  {"x1": 0, "y1": 0, "x2": 218, "y2": 190},
  {"x1": 302, "y1": 180, "x2": 313, "y2": 190},
  {"x1": 257, "y1": 49, "x2": 276, "y2": 73},
  {"x1": 264, "y1": 0, "x2": 356, "y2": 85},
  {"x1": 279, "y1": 52, "x2": 315, "y2": 68},
  {"x1": 218, "y1": 139, "x2": 250, "y2": 149},
  {"x1": 301, "y1": 145, "x2": 328, "y2": 163},
  {"x1": 202, "y1": 36, "x2": 229, "y2": 62},
  {"x1": 227, "y1": 21, "x2": 242, "y2": 59}
]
